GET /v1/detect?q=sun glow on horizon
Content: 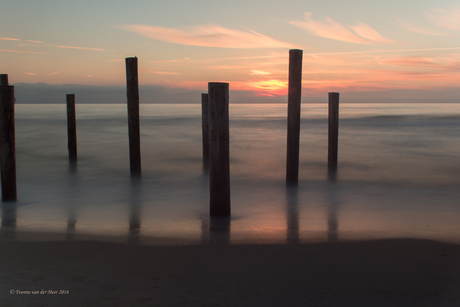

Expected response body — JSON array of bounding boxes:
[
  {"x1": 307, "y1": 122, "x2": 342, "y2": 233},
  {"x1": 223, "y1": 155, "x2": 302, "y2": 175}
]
[{"x1": 1, "y1": 1, "x2": 460, "y2": 102}]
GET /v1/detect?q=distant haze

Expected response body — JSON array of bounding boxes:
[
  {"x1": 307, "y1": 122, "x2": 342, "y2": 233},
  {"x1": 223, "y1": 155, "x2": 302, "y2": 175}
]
[{"x1": 14, "y1": 83, "x2": 460, "y2": 104}]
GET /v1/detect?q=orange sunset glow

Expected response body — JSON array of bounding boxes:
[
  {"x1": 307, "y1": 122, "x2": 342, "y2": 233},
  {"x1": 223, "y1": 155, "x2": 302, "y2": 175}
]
[{"x1": 0, "y1": 1, "x2": 459, "y2": 103}]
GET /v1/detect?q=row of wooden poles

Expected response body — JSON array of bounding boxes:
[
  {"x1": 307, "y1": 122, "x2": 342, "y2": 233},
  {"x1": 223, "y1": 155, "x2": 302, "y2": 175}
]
[{"x1": 0, "y1": 49, "x2": 340, "y2": 218}]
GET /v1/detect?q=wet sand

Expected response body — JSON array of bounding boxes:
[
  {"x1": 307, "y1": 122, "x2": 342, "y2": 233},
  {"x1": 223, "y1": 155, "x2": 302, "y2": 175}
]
[{"x1": 1, "y1": 236, "x2": 459, "y2": 306}]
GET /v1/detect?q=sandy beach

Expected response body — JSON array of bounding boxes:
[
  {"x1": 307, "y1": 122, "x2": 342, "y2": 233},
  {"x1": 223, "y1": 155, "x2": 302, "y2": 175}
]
[{"x1": 1, "y1": 235, "x2": 459, "y2": 307}]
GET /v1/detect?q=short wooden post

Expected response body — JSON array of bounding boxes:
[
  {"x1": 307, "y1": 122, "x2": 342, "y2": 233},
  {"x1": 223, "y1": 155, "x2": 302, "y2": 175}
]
[
  {"x1": 201, "y1": 93, "x2": 210, "y2": 170},
  {"x1": 328, "y1": 92, "x2": 339, "y2": 170},
  {"x1": 286, "y1": 49, "x2": 303, "y2": 185},
  {"x1": 0, "y1": 75, "x2": 7, "y2": 86},
  {"x1": 0, "y1": 74, "x2": 17, "y2": 201},
  {"x1": 208, "y1": 82, "x2": 230, "y2": 217},
  {"x1": 66, "y1": 94, "x2": 77, "y2": 162},
  {"x1": 125, "y1": 57, "x2": 141, "y2": 177}
]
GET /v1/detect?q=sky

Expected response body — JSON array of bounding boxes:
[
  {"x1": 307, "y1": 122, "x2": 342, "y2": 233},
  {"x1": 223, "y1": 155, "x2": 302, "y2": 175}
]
[{"x1": 1, "y1": 0, "x2": 460, "y2": 103}]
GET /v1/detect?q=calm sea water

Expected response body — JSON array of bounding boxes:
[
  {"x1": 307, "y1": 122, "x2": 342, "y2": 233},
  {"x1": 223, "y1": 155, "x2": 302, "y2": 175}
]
[{"x1": 2, "y1": 103, "x2": 460, "y2": 244}]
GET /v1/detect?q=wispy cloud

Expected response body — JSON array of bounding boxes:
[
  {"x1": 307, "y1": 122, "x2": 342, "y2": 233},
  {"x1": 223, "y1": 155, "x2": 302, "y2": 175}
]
[
  {"x1": 348, "y1": 22, "x2": 397, "y2": 44},
  {"x1": 2, "y1": 36, "x2": 103, "y2": 52},
  {"x1": 251, "y1": 70, "x2": 272, "y2": 75},
  {"x1": 53, "y1": 45, "x2": 104, "y2": 51},
  {"x1": 119, "y1": 24, "x2": 297, "y2": 49},
  {"x1": 0, "y1": 37, "x2": 20, "y2": 41},
  {"x1": 426, "y1": 7, "x2": 460, "y2": 31},
  {"x1": 377, "y1": 56, "x2": 460, "y2": 70},
  {"x1": 396, "y1": 18, "x2": 450, "y2": 36},
  {"x1": 290, "y1": 13, "x2": 396, "y2": 44},
  {"x1": 149, "y1": 58, "x2": 190, "y2": 63},
  {"x1": 0, "y1": 48, "x2": 47, "y2": 54},
  {"x1": 305, "y1": 47, "x2": 460, "y2": 56},
  {"x1": 378, "y1": 56, "x2": 438, "y2": 67},
  {"x1": 24, "y1": 72, "x2": 37, "y2": 75},
  {"x1": 150, "y1": 71, "x2": 179, "y2": 75}
]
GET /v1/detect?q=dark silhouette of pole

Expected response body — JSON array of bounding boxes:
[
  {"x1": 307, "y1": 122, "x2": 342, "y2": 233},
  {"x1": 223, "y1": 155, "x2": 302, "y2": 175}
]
[
  {"x1": 0, "y1": 75, "x2": 7, "y2": 86},
  {"x1": 0, "y1": 74, "x2": 17, "y2": 201},
  {"x1": 286, "y1": 49, "x2": 303, "y2": 185},
  {"x1": 286, "y1": 186, "x2": 299, "y2": 244},
  {"x1": 328, "y1": 92, "x2": 339, "y2": 170},
  {"x1": 201, "y1": 93, "x2": 210, "y2": 170},
  {"x1": 208, "y1": 82, "x2": 230, "y2": 217},
  {"x1": 66, "y1": 94, "x2": 77, "y2": 162},
  {"x1": 125, "y1": 57, "x2": 141, "y2": 177}
]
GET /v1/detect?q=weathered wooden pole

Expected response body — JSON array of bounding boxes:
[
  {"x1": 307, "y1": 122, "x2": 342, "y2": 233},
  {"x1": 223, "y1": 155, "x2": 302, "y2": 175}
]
[
  {"x1": 0, "y1": 74, "x2": 17, "y2": 201},
  {"x1": 66, "y1": 94, "x2": 77, "y2": 162},
  {"x1": 208, "y1": 82, "x2": 230, "y2": 217},
  {"x1": 328, "y1": 92, "x2": 339, "y2": 170},
  {"x1": 201, "y1": 93, "x2": 210, "y2": 170},
  {"x1": 125, "y1": 57, "x2": 141, "y2": 177},
  {"x1": 286, "y1": 49, "x2": 303, "y2": 185}
]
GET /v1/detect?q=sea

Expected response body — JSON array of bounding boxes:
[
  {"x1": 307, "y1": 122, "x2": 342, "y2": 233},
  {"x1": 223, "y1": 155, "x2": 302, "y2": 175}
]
[{"x1": 2, "y1": 103, "x2": 460, "y2": 245}]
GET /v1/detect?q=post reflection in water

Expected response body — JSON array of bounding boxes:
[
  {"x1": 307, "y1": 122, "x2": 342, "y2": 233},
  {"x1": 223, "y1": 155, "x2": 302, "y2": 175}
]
[
  {"x1": 66, "y1": 162, "x2": 79, "y2": 241},
  {"x1": 1, "y1": 201, "x2": 17, "y2": 240},
  {"x1": 327, "y1": 170, "x2": 339, "y2": 243},
  {"x1": 128, "y1": 178, "x2": 142, "y2": 244},
  {"x1": 201, "y1": 215, "x2": 231, "y2": 244},
  {"x1": 285, "y1": 185, "x2": 300, "y2": 244}
]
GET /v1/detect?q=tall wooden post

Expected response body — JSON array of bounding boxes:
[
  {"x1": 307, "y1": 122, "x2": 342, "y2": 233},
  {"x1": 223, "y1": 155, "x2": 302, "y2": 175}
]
[
  {"x1": 286, "y1": 49, "x2": 303, "y2": 185},
  {"x1": 208, "y1": 82, "x2": 230, "y2": 217},
  {"x1": 66, "y1": 94, "x2": 77, "y2": 162},
  {"x1": 125, "y1": 57, "x2": 141, "y2": 177},
  {"x1": 201, "y1": 93, "x2": 210, "y2": 170},
  {"x1": 328, "y1": 92, "x2": 339, "y2": 170},
  {"x1": 0, "y1": 74, "x2": 17, "y2": 201}
]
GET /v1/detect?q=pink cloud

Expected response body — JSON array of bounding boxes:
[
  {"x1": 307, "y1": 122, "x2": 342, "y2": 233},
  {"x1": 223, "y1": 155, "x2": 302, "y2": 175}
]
[
  {"x1": 0, "y1": 37, "x2": 20, "y2": 41},
  {"x1": 396, "y1": 18, "x2": 450, "y2": 36},
  {"x1": 251, "y1": 70, "x2": 272, "y2": 75},
  {"x1": 120, "y1": 24, "x2": 297, "y2": 49},
  {"x1": 426, "y1": 7, "x2": 460, "y2": 31},
  {"x1": 378, "y1": 56, "x2": 438, "y2": 67},
  {"x1": 150, "y1": 71, "x2": 179, "y2": 75},
  {"x1": 0, "y1": 49, "x2": 46, "y2": 54},
  {"x1": 348, "y1": 22, "x2": 397, "y2": 44},
  {"x1": 290, "y1": 13, "x2": 372, "y2": 44},
  {"x1": 54, "y1": 45, "x2": 104, "y2": 51},
  {"x1": 27, "y1": 40, "x2": 44, "y2": 43},
  {"x1": 378, "y1": 56, "x2": 460, "y2": 70},
  {"x1": 24, "y1": 72, "x2": 37, "y2": 75},
  {"x1": 290, "y1": 13, "x2": 396, "y2": 45}
]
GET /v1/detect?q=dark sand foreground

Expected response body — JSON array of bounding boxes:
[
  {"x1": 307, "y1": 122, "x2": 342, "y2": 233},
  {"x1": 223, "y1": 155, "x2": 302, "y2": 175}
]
[{"x1": 1, "y1": 238, "x2": 459, "y2": 306}]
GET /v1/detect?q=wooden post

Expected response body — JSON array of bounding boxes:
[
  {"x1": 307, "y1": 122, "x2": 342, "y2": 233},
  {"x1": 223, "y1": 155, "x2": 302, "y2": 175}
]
[
  {"x1": 328, "y1": 92, "x2": 339, "y2": 170},
  {"x1": 286, "y1": 186, "x2": 299, "y2": 244},
  {"x1": 0, "y1": 74, "x2": 17, "y2": 201},
  {"x1": 201, "y1": 93, "x2": 210, "y2": 170},
  {"x1": 125, "y1": 57, "x2": 141, "y2": 177},
  {"x1": 66, "y1": 94, "x2": 77, "y2": 162},
  {"x1": 0, "y1": 75, "x2": 7, "y2": 86},
  {"x1": 286, "y1": 49, "x2": 303, "y2": 185},
  {"x1": 208, "y1": 82, "x2": 230, "y2": 217}
]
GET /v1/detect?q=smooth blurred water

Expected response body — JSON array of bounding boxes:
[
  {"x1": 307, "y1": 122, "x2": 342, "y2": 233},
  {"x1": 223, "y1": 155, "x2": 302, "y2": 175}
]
[{"x1": 2, "y1": 103, "x2": 460, "y2": 244}]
